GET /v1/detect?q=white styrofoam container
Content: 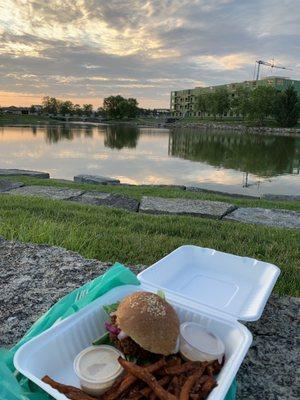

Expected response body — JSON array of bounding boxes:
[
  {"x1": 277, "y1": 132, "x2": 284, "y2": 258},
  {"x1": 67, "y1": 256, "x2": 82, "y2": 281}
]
[{"x1": 14, "y1": 245, "x2": 280, "y2": 400}]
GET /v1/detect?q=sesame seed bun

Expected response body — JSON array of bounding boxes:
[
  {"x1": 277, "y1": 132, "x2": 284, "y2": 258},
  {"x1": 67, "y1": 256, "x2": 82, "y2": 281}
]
[{"x1": 116, "y1": 291, "x2": 180, "y2": 356}]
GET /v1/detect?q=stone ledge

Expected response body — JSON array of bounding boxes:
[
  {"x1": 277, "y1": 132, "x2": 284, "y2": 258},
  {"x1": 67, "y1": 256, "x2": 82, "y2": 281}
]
[
  {"x1": 7, "y1": 185, "x2": 84, "y2": 201},
  {"x1": 140, "y1": 196, "x2": 235, "y2": 219},
  {"x1": 0, "y1": 169, "x2": 50, "y2": 178},
  {"x1": 0, "y1": 179, "x2": 24, "y2": 192},
  {"x1": 74, "y1": 174, "x2": 120, "y2": 185},
  {"x1": 70, "y1": 191, "x2": 139, "y2": 212},
  {"x1": 224, "y1": 207, "x2": 300, "y2": 229}
]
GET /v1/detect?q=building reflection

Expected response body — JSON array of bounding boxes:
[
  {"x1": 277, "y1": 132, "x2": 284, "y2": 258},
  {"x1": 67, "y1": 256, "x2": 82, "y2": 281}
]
[{"x1": 169, "y1": 128, "x2": 300, "y2": 178}]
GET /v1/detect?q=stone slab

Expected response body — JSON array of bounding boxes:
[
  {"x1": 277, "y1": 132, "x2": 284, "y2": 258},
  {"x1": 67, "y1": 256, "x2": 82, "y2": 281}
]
[
  {"x1": 70, "y1": 191, "x2": 139, "y2": 212},
  {"x1": 262, "y1": 193, "x2": 300, "y2": 202},
  {"x1": 70, "y1": 191, "x2": 111, "y2": 205},
  {"x1": 0, "y1": 238, "x2": 298, "y2": 399},
  {"x1": 74, "y1": 174, "x2": 120, "y2": 185},
  {"x1": 140, "y1": 184, "x2": 186, "y2": 190},
  {"x1": 224, "y1": 207, "x2": 300, "y2": 229},
  {"x1": 8, "y1": 185, "x2": 84, "y2": 201},
  {"x1": 0, "y1": 179, "x2": 24, "y2": 192},
  {"x1": 139, "y1": 196, "x2": 235, "y2": 219},
  {"x1": 0, "y1": 169, "x2": 49, "y2": 178},
  {"x1": 104, "y1": 193, "x2": 139, "y2": 212},
  {"x1": 186, "y1": 186, "x2": 260, "y2": 199}
]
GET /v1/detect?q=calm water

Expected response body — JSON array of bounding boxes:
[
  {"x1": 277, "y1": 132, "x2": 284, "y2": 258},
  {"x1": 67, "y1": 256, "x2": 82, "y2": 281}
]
[{"x1": 0, "y1": 123, "x2": 299, "y2": 196}]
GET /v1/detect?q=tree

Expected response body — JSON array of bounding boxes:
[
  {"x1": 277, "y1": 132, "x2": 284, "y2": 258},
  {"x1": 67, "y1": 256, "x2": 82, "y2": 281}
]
[
  {"x1": 214, "y1": 87, "x2": 230, "y2": 117},
  {"x1": 205, "y1": 92, "x2": 217, "y2": 117},
  {"x1": 248, "y1": 86, "x2": 277, "y2": 125},
  {"x1": 274, "y1": 86, "x2": 299, "y2": 127},
  {"x1": 29, "y1": 105, "x2": 36, "y2": 113},
  {"x1": 203, "y1": 88, "x2": 230, "y2": 118},
  {"x1": 82, "y1": 104, "x2": 93, "y2": 116},
  {"x1": 119, "y1": 98, "x2": 138, "y2": 118},
  {"x1": 58, "y1": 100, "x2": 74, "y2": 115},
  {"x1": 230, "y1": 86, "x2": 251, "y2": 119},
  {"x1": 73, "y1": 104, "x2": 82, "y2": 116},
  {"x1": 42, "y1": 96, "x2": 60, "y2": 115},
  {"x1": 196, "y1": 93, "x2": 208, "y2": 117},
  {"x1": 103, "y1": 95, "x2": 139, "y2": 119}
]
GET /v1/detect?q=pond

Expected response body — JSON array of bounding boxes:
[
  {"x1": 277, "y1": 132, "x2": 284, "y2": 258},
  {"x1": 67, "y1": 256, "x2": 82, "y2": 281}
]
[{"x1": 0, "y1": 123, "x2": 299, "y2": 196}]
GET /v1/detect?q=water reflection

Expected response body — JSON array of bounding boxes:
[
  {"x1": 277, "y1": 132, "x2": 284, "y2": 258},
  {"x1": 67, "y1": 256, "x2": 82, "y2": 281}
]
[
  {"x1": 0, "y1": 123, "x2": 299, "y2": 194},
  {"x1": 104, "y1": 124, "x2": 140, "y2": 149},
  {"x1": 169, "y1": 128, "x2": 300, "y2": 178},
  {"x1": 41, "y1": 124, "x2": 95, "y2": 143}
]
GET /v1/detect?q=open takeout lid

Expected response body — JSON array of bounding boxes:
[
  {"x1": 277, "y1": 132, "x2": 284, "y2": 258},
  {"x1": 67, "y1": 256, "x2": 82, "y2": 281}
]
[{"x1": 137, "y1": 245, "x2": 280, "y2": 321}]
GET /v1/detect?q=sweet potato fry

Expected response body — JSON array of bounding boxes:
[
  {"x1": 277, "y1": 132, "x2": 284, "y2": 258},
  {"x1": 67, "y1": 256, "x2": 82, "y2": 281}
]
[
  {"x1": 179, "y1": 364, "x2": 207, "y2": 400},
  {"x1": 102, "y1": 358, "x2": 166, "y2": 400},
  {"x1": 164, "y1": 361, "x2": 202, "y2": 375},
  {"x1": 118, "y1": 358, "x2": 177, "y2": 400},
  {"x1": 129, "y1": 376, "x2": 170, "y2": 400},
  {"x1": 42, "y1": 375, "x2": 97, "y2": 400},
  {"x1": 149, "y1": 392, "x2": 157, "y2": 400},
  {"x1": 197, "y1": 376, "x2": 217, "y2": 399}
]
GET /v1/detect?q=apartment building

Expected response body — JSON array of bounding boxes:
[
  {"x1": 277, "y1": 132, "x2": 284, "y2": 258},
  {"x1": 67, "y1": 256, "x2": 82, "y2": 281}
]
[{"x1": 170, "y1": 76, "x2": 300, "y2": 117}]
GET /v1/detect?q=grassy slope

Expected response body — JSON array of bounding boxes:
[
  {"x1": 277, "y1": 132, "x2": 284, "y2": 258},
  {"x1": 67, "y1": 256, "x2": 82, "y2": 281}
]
[
  {"x1": 0, "y1": 194, "x2": 298, "y2": 297},
  {"x1": 4, "y1": 176, "x2": 300, "y2": 211},
  {"x1": 0, "y1": 177, "x2": 299, "y2": 296}
]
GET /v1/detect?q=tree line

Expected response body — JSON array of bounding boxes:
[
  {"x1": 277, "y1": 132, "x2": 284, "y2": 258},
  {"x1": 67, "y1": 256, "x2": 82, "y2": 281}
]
[
  {"x1": 42, "y1": 97, "x2": 94, "y2": 116},
  {"x1": 196, "y1": 85, "x2": 300, "y2": 127},
  {"x1": 41, "y1": 95, "x2": 139, "y2": 119}
]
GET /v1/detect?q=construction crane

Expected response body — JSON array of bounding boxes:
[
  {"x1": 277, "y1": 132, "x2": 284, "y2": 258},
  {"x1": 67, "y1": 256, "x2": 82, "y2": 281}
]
[{"x1": 254, "y1": 59, "x2": 292, "y2": 81}]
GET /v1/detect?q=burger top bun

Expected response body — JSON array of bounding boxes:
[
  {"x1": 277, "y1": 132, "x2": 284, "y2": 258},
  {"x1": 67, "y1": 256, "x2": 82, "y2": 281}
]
[{"x1": 116, "y1": 291, "x2": 180, "y2": 356}]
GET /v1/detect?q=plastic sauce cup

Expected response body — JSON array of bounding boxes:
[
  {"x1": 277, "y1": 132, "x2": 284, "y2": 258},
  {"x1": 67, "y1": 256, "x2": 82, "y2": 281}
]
[
  {"x1": 179, "y1": 322, "x2": 225, "y2": 363},
  {"x1": 74, "y1": 345, "x2": 124, "y2": 396}
]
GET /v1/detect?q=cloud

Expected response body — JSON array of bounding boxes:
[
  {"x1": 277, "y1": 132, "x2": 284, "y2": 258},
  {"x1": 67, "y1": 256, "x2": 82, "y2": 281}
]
[{"x1": 0, "y1": 0, "x2": 299, "y2": 107}]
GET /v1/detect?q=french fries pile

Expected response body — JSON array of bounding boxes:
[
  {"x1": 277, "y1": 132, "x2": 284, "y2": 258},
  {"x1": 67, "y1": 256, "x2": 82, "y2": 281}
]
[{"x1": 42, "y1": 355, "x2": 223, "y2": 400}]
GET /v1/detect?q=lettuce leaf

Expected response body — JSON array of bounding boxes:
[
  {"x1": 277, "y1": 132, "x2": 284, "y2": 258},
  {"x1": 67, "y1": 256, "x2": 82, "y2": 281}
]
[{"x1": 103, "y1": 302, "x2": 120, "y2": 315}]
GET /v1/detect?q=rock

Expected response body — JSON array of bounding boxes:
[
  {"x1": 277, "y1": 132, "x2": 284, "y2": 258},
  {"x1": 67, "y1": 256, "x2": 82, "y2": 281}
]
[
  {"x1": 0, "y1": 239, "x2": 298, "y2": 399},
  {"x1": 7, "y1": 185, "x2": 84, "y2": 201},
  {"x1": 186, "y1": 186, "x2": 260, "y2": 199},
  {"x1": 224, "y1": 207, "x2": 300, "y2": 229},
  {"x1": 70, "y1": 191, "x2": 139, "y2": 212},
  {"x1": 262, "y1": 193, "x2": 300, "y2": 202},
  {"x1": 0, "y1": 179, "x2": 24, "y2": 192},
  {"x1": 139, "y1": 196, "x2": 235, "y2": 219},
  {"x1": 74, "y1": 174, "x2": 120, "y2": 185},
  {"x1": 140, "y1": 184, "x2": 186, "y2": 190},
  {"x1": 0, "y1": 169, "x2": 50, "y2": 178},
  {"x1": 237, "y1": 295, "x2": 300, "y2": 400},
  {"x1": 103, "y1": 193, "x2": 139, "y2": 212},
  {"x1": 0, "y1": 239, "x2": 144, "y2": 347},
  {"x1": 70, "y1": 191, "x2": 111, "y2": 205}
]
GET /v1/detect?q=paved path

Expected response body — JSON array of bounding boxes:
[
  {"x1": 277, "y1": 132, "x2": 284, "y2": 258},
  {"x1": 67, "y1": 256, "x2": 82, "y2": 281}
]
[
  {"x1": 1, "y1": 180, "x2": 300, "y2": 228},
  {"x1": 0, "y1": 238, "x2": 298, "y2": 399}
]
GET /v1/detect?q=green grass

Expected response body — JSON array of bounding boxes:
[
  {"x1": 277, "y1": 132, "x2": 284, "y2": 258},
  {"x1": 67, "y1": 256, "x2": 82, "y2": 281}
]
[
  {"x1": 4, "y1": 176, "x2": 300, "y2": 212},
  {"x1": 0, "y1": 114, "x2": 55, "y2": 125},
  {"x1": 0, "y1": 194, "x2": 299, "y2": 297}
]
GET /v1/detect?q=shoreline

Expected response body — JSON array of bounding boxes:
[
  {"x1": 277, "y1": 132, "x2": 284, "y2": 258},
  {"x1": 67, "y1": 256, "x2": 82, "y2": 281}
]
[{"x1": 1, "y1": 115, "x2": 300, "y2": 137}]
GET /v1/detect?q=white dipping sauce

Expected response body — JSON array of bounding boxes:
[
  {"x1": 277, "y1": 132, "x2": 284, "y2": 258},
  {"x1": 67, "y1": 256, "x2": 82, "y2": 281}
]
[
  {"x1": 180, "y1": 322, "x2": 225, "y2": 363},
  {"x1": 74, "y1": 345, "x2": 124, "y2": 396}
]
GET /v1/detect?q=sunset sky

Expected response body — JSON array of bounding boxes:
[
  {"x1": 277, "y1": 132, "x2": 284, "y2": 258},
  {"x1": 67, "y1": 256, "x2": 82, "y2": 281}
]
[{"x1": 0, "y1": 0, "x2": 299, "y2": 108}]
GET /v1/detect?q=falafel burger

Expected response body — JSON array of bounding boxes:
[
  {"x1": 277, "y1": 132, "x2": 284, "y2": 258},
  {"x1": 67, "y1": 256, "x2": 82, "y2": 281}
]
[{"x1": 105, "y1": 291, "x2": 180, "y2": 358}]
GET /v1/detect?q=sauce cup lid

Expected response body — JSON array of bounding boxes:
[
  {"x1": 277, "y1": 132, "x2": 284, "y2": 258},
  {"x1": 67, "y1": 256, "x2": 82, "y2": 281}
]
[
  {"x1": 74, "y1": 345, "x2": 123, "y2": 383},
  {"x1": 180, "y1": 322, "x2": 225, "y2": 357}
]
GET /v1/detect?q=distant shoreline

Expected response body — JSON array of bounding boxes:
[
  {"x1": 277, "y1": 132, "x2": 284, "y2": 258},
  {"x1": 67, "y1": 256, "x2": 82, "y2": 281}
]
[{"x1": 1, "y1": 114, "x2": 300, "y2": 137}]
